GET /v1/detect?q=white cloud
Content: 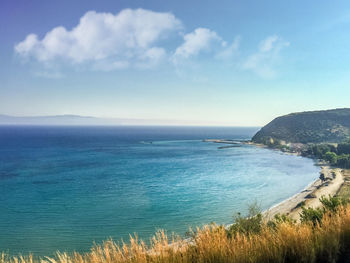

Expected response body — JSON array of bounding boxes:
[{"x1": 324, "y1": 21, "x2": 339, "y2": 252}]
[
  {"x1": 216, "y1": 36, "x2": 241, "y2": 59},
  {"x1": 15, "y1": 34, "x2": 39, "y2": 57},
  {"x1": 137, "y1": 47, "x2": 166, "y2": 69},
  {"x1": 243, "y1": 35, "x2": 289, "y2": 78},
  {"x1": 15, "y1": 9, "x2": 247, "y2": 76},
  {"x1": 15, "y1": 9, "x2": 181, "y2": 69},
  {"x1": 259, "y1": 35, "x2": 279, "y2": 52},
  {"x1": 173, "y1": 28, "x2": 224, "y2": 60}
]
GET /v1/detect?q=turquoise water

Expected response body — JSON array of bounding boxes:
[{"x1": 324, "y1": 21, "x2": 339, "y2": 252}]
[{"x1": 0, "y1": 126, "x2": 319, "y2": 255}]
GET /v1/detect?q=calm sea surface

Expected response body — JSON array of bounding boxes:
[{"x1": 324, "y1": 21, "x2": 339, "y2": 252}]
[{"x1": 0, "y1": 126, "x2": 319, "y2": 255}]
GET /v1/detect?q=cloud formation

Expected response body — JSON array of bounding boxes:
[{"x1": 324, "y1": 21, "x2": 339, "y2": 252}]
[
  {"x1": 243, "y1": 35, "x2": 289, "y2": 78},
  {"x1": 15, "y1": 9, "x2": 239, "y2": 73},
  {"x1": 15, "y1": 9, "x2": 288, "y2": 79},
  {"x1": 15, "y1": 9, "x2": 182, "y2": 69},
  {"x1": 173, "y1": 28, "x2": 224, "y2": 60},
  {"x1": 215, "y1": 36, "x2": 241, "y2": 60}
]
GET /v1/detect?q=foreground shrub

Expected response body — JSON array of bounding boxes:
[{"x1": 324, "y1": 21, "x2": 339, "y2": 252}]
[
  {"x1": 300, "y1": 206, "x2": 324, "y2": 226},
  {"x1": 300, "y1": 195, "x2": 345, "y2": 226},
  {"x1": 2, "y1": 203, "x2": 350, "y2": 263},
  {"x1": 267, "y1": 213, "x2": 296, "y2": 230},
  {"x1": 320, "y1": 195, "x2": 343, "y2": 213},
  {"x1": 228, "y1": 202, "x2": 263, "y2": 236}
]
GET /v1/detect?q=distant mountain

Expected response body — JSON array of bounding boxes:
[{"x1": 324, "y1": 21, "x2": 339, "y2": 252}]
[
  {"x1": 0, "y1": 114, "x2": 220, "y2": 126},
  {"x1": 252, "y1": 108, "x2": 350, "y2": 144},
  {"x1": 0, "y1": 114, "x2": 115, "y2": 125}
]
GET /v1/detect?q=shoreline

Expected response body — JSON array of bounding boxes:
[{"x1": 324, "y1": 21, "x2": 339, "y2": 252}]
[
  {"x1": 206, "y1": 139, "x2": 347, "y2": 221},
  {"x1": 265, "y1": 166, "x2": 344, "y2": 221},
  {"x1": 245, "y1": 141, "x2": 346, "y2": 220},
  {"x1": 244, "y1": 141, "x2": 346, "y2": 220}
]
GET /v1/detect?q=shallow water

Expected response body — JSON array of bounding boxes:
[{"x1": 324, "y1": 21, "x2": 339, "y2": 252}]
[{"x1": 0, "y1": 126, "x2": 319, "y2": 255}]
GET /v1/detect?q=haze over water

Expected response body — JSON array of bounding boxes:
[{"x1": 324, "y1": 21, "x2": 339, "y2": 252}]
[{"x1": 0, "y1": 126, "x2": 319, "y2": 255}]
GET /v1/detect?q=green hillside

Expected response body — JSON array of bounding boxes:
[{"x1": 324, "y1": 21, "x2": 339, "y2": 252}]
[{"x1": 252, "y1": 108, "x2": 350, "y2": 144}]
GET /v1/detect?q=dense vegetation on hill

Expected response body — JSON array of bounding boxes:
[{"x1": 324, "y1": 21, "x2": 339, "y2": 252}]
[
  {"x1": 252, "y1": 108, "x2": 350, "y2": 144},
  {"x1": 251, "y1": 108, "x2": 350, "y2": 168},
  {"x1": 303, "y1": 141, "x2": 350, "y2": 168}
]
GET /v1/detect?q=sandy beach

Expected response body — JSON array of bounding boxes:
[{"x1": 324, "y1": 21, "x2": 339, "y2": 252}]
[
  {"x1": 208, "y1": 139, "x2": 348, "y2": 221},
  {"x1": 265, "y1": 166, "x2": 345, "y2": 221},
  {"x1": 242, "y1": 140, "x2": 348, "y2": 220}
]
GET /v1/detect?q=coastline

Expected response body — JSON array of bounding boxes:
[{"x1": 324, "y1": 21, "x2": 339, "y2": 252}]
[
  {"x1": 247, "y1": 142, "x2": 347, "y2": 220},
  {"x1": 246, "y1": 141, "x2": 346, "y2": 220},
  {"x1": 265, "y1": 166, "x2": 344, "y2": 221},
  {"x1": 208, "y1": 139, "x2": 347, "y2": 221}
]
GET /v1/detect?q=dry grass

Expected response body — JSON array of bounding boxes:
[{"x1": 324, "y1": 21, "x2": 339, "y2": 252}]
[{"x1": 3, "y1": 205, "x2": 350, "y2": 263}]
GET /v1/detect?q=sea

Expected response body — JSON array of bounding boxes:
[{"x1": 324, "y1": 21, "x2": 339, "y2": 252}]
[{"x1": 0, "y1": 126, "x2": 320, "y2": 255}]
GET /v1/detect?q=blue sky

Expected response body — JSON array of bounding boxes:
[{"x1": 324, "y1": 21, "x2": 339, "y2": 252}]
[{"x1": 1, "y1": 0, "x2": 350, "y2": 126}]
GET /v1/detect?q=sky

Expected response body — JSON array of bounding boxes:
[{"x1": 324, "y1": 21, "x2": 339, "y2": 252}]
[{"x1": 1, "y1": 0, "x2": 350, "y2": 126}]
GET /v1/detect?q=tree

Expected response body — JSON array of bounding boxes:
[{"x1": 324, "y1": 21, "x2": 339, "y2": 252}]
[
  {"x1": 324, "y1": 151, "x2": 337, "y2": 165},
  {"x1": 337, "y1": 143, "x2": 350, "y2": 155},
  {"x1": 336, "y1": 154, "x2": 350, "y2": 168}
]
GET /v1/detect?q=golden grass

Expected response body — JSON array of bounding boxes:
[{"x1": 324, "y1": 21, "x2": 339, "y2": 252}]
[{"x1": 3, "y1": 205, "x2": 350, "y2": 263}]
